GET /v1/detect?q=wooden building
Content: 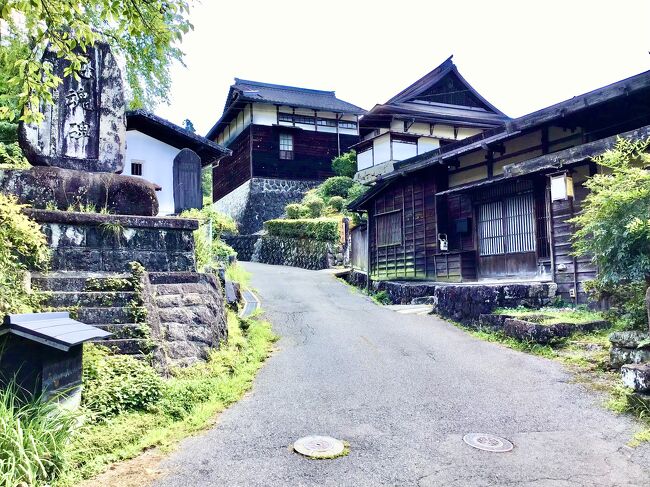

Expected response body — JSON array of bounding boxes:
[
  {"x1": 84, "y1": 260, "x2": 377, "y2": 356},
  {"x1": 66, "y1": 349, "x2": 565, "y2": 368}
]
[
  {"x1": 354, "y1": 56, "x2": 509, "y2": 183},
  {"x1": 350, "y1": 69, "x2": 650, "y2": 303},
  {"x1": 206, "y1": 79, "x2": 365, "y2": 234}
]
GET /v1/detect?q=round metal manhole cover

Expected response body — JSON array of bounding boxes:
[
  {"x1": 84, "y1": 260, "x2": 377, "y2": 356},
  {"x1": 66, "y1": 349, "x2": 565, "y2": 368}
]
[
  {"x1": 463, "y1": 433, "x2": 514, "y2": 453},
  {"x1": 293, "y1": 435, "x2": 345, "y2": 458}
]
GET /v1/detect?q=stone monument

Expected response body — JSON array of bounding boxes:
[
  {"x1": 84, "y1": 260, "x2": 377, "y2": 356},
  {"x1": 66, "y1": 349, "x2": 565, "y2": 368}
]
[
  {"x1": 0, "y1": 42, "x2": 159, "y2": 216},
  {"x1": 19, "y1": 43, "x2": 125, "y2": 172}
]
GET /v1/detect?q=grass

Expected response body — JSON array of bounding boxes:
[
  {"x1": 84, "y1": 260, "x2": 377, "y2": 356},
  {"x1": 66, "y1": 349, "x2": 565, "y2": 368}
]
[
  {"x1": 55, "y1": 311, "x2": 277, "y2": 486},
  {"x1": 493, "y1": 306, "x2": 605, "y2": 325},
  {"x1": 0, "y1": 381, "x2": 80, "y2": 487},
  {"x1": 225, "y1": 263, "x2": 252, "y2": 290}
]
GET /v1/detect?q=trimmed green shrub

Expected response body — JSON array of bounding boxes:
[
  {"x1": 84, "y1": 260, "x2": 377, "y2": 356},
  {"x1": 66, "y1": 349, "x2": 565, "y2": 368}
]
[
  {"x1": 319, "y1": 176, "x2": 355, "y2": 199},
  {"x1": 331, "y1": 150, "x2": 357, "y2": 178},
  {"x1": 0, "y1": 380, "x2": 78, "y2": 487},
  {"x1": 0, "y1": 194, "x2": 49, "y2": 314},
  {"x1": 328, "y1": 195, "x2": 345, "y2": 212},
  {"x1": 264, "y1": 218, "x2": 340, "y2": 242},
  {"x1": 303, "y1": 195, "x2": 324, "y2": 218},
  {"x1": 285, "y1": 203, "x2": 304, "y2": 219},
  {"x1": 82, "y1": 345, "x2": 164, "y2": 419}
]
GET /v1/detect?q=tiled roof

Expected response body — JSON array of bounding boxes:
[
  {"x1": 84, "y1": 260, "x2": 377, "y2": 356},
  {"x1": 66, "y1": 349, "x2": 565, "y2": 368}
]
[
  {"x1": 228, "y1": 79, "x2": 365, "y2": 114},
  {"x1": 206, "y1": 79, "x2": 365, "y2": 139}
]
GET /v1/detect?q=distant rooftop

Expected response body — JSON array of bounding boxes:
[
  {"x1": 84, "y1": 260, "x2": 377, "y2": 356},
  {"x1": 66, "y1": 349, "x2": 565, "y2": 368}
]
[{"x1": 206, "y1": 78, "x2": 366, "y2": 139}]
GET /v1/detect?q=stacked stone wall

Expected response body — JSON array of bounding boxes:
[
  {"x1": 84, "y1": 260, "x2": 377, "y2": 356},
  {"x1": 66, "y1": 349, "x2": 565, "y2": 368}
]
[
  {"x1": 252, "y1": 235, "x2": 343, "y2": 270},
  {"x1": 214, "y1": 177, "x2": 320, "y2": 235},
  {"x1": 28, "y1": 209, "x2": 196, "y2": 272}
]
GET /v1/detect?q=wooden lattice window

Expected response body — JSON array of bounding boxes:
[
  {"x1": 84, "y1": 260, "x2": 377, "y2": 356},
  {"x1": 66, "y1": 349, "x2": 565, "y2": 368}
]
[
  {"x1": 478, "y1": 193, "x2": 536, "y2": 256},
  {"x1": 376, "y1": 210, "x2": 402, "y2": 247}
]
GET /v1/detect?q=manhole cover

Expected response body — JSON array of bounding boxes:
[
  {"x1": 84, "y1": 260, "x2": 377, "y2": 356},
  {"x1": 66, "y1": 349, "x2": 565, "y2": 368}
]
[
  {"x1": 293, "y1": 435, "x2": 345, "y2": 458},
  {"x1": 463, "y1": 433, "x2": 513, "y2": 452}
]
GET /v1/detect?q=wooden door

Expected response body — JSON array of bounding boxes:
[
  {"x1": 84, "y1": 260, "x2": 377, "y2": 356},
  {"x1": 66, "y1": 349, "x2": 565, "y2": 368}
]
[{"x1": 173, "y1": 148, "x2": 202, "y2": 213}]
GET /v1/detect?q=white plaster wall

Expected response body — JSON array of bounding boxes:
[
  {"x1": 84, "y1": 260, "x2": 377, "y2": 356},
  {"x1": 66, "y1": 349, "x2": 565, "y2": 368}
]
[
  {"x1": 431, "y1": 124, "x2": 456, "y2": 139},
  {"x1": 373, "y1": 133, "x2": 391, "y2": 164},
  {"x1": 253, "y1": 103, "x2": 277, "y2": 125},
  {"x1": 417, "y1": 137, "x2": 439, "y2": 154},
  {"x1": 125, "y1": 130, "x2": 181, "y2": 215},
  {"x1": 392, "y1": 141, "x2": 417, "y2": 161},
  {"x1": 358, "y1": 148, "x2": 373, "y2": 170}
]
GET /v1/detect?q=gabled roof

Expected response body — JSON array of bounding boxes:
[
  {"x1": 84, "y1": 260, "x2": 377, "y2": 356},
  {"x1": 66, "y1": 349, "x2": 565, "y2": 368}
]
[
  {"x1": 360, "y1": 56, "x2": 509, "y2": 131},
  {"x1": 349, "y1": 67, "x2": 650, "y2": 210},
  {"x1": 126, "y1": 110, "x2": 231, "y2": 167},
  {"x1": 206, "y1": 79, "x2": 366, "y2": 140}
]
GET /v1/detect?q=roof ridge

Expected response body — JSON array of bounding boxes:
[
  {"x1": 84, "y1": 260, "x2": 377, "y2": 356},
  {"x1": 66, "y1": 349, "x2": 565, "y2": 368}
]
[{"x1": 233, "y1": 78, "x2": 336, "y2": 96}]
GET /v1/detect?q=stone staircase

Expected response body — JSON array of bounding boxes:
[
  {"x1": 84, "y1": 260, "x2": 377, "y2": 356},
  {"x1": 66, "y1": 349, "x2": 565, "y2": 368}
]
[{"x1": 32, "y1": 272, "x2": 151, "y2": 356}]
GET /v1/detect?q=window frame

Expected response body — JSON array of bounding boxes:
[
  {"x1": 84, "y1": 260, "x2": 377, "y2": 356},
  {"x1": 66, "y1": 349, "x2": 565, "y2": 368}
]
[
  {"x1": 375, "y1": 209, "x2": 403, "y2": 248},
  {"x1": 130, "y1": 159, "x2": 144, "y2": 177},
  {"x1": 477, "y1": 192, "x2": 536, "y2": 257},
  {"x1": 279, "y1": 132, "x2": 294, "y2": 160}
]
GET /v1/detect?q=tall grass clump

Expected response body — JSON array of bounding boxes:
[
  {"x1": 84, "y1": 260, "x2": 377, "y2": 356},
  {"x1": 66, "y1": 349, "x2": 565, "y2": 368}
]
[{"x1": 0, "y1": 381, "x2": 78, "y2": 487}]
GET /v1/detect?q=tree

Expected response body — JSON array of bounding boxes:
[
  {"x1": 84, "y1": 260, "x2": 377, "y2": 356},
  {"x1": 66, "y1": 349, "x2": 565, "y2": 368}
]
[
  {"x1": 0, "y1": 0, "x2": 194, "y2": 123},
  {"x1": 572, "y1": 137, "x2": 650, "y2": 331},
  {"x1": 331, "y1": 150, "x2": 357, "y2": 178},
  {"x1": 183, "y1": 118, "x2": 195, "y2": 133}
]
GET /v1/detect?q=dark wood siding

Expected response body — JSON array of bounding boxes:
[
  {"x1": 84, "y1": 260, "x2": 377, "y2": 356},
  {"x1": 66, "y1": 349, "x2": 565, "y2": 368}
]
[
  {"x1": 212, "y1": 127, "x2": 251, "y2": 201},
  {"x1": 251, "y1": 125, "x2": 358, "y2": 180},
  {"x1": 369, "y1": 169, "x2": 439, "y2": 280},
  {"x1": 550, "y1": 163, "x2": 597, "y2": 304}
]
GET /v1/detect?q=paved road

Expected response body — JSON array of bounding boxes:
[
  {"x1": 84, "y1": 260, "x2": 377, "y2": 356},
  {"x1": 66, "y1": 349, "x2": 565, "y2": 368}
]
[{"x1": 157, "y1": 263, "x2": 650, "y2": 486}]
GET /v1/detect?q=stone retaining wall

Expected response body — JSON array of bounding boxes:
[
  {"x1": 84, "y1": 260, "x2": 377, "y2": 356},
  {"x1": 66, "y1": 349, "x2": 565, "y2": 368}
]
[
  {"x1": 252, "y1": 235, "x2": 342, "y2": 270},
  {"x1": 28, "y1": 209, "x2": 197, "y2": 272},
  {"x1": 224, "y1": 235, "x2": 260, "y2": 262},
  {"x1": 214, "y1": 177, "x2": 320, "y2": 235},
  {"x1": 343, "y1": 269, "x2": 557, "y2": 323}
]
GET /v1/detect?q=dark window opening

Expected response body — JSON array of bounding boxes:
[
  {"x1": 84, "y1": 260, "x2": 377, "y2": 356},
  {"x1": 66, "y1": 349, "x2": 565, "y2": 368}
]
[{"x1": 131, "y1": 161, "x2": 143, "y2": 176}]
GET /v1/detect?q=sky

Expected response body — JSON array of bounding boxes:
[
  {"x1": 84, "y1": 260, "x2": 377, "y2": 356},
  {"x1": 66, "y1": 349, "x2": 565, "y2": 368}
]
[{"x1": 156, "y1": 0, "x2": 650, "y2": 136}]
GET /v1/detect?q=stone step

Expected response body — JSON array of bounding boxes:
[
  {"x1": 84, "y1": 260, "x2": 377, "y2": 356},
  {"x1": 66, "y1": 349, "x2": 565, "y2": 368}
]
[
  {"x1": 45, "y1": 291, "x2": 135, "y2": 308},
  {"x1": 93, "y1": 323, "x2": 149, "y2": 340},
  {"x1": 94, "y1": 338, "x2": 152, "y2": 355},
  {"x1": 75, "y1": 306, "x2": 133, "y2": 325},
  {"x1": 31, "y1": 272, "x2": 131, "y2": 292}
]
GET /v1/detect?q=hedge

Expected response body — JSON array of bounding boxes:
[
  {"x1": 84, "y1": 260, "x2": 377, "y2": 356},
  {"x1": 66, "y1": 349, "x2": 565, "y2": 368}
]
[{"x1": 264, "y1": 218, "x2": 340, "y2": 242}]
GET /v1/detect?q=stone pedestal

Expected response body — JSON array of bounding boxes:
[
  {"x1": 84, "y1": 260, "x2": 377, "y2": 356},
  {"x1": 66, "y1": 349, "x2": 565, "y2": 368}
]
[
  {"x1": 609, "y1": 331, "x2": 650, "y2": 369},
  {"x1": 621, "y1": 363, "x2": 650, "y2": 392},
  {"x1": 27, "y1": 209, "x2": 197, "y2": 272}
]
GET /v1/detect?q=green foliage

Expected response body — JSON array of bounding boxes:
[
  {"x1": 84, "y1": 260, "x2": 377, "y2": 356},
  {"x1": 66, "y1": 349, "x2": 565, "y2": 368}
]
[
  {"x1": 328, "y1": 195, "x2": 345, "y2": 212},
  {"x1": 0, "y1": 122, "x2": 28, "y2": 169},
  {"x1": 264, "y1": 218, "x2": 340, "y2": 242},
  {"x1": 331, "y1": 150, "x2": 357, "y2": 178},
  {"x1": 0, "y1": 194, "x2": 49, "y2": 314},
  {"x1": 572, "y1": 138, "x2": 650, "y2": 284},
  {"x1": 81, "y1": 345, "x2": 164, "y2": 419},
  {"x1": 303, "y1": 194, "x2": 324, "y2": 218},
  {"x1": 346, "y1": 182, "x2": 368, "y2": 207},
  {"x1": 372, "y1": 290, "x2": 392, "y2": 305},
  {"x1": 181, "y1": 207, "x2": 238, "y2": 270},
  {"x1": 493, "y1": 306, "x2": 604, "y2": 325},
  {"x1": 0, "y1": 0, "x2": 194, "y2": 122},
  {"x1": 225, "y1": 263, "x2": 251, "y2": 290},
  {"x1": 0, "y1": 380, "x2": 79, "y2": 487},
  {"x1": 65, "y1": 313, "x2": 276, "y2": 484},
  {"x1": 318, "y1": 176, "x2": 355, "y2": 199},
  {"x1": 285, "y1": 203, "x2": 304, "y2": 219},
  {"x1": 201, "y1": 166, "x2": 212, "y2": 207},
  {"x1": 585, "y1": 280, "x2": 647, "y2": 330}
]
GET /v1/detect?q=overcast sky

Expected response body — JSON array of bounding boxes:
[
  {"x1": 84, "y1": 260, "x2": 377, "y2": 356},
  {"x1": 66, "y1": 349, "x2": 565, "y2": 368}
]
[{"x1": 155, "y1": 0, "x2": 650, "y2": 136}]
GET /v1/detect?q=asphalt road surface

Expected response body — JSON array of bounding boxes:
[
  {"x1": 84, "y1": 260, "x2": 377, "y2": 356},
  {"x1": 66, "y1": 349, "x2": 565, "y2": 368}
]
[{"x1": 156, "y1": 263, "x2": 650, "y2": 486}]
